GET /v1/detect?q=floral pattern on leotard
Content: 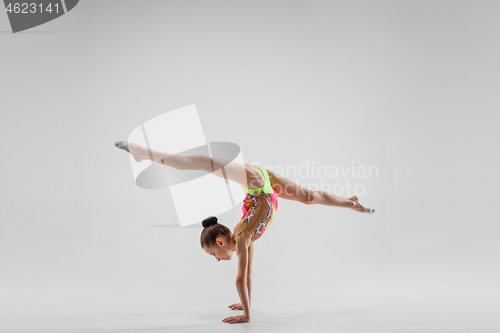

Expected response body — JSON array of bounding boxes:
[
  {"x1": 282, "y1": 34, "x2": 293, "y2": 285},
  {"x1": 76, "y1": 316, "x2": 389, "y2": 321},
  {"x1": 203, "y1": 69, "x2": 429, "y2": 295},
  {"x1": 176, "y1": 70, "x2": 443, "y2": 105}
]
[{"x1": 240, "y1": 188, "x2": 279, "y2": 241}]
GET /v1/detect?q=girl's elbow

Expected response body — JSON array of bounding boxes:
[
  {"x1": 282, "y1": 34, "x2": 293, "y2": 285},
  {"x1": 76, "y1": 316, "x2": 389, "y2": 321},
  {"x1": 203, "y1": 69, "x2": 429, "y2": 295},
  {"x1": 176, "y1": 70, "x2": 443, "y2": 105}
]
[{"x1": 236, "y1": 277, "x2": 247, "y2": 285}]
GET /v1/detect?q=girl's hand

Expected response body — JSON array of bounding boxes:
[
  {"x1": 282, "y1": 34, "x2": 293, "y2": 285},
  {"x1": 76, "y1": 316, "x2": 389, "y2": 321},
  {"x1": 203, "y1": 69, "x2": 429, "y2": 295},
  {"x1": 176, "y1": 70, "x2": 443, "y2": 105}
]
[
  {"x1": 222, "y1": 314, "x2": 250, "y2": 324},
  {"x1": 228, "y1": 302, "x2": 243, "y2": 310}
]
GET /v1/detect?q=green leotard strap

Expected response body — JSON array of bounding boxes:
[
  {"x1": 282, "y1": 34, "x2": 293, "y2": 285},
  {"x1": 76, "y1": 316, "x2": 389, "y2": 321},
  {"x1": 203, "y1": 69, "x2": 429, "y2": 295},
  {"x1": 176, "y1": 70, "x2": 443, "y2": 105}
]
[{"x1": 241, "y1": 167, "x2": 273, "y2": 194}]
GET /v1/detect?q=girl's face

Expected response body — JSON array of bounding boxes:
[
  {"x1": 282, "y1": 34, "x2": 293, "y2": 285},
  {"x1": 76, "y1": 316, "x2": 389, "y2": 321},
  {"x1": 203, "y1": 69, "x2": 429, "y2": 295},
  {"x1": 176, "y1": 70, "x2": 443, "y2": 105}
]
[{"x1": 203, "y1": 237, "x2": 233, "y2": 262}]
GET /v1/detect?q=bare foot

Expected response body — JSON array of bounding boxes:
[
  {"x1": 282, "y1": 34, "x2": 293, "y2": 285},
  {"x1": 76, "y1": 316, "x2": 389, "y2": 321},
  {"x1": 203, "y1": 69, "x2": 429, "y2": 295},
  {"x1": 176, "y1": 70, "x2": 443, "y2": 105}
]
[
  {"x1": 127, "y1": 142, "x2": 146, "y2": 162},
  {"x1": 115, "y1": 140, "x2": 145, "y2": 162},
  {"x1": 349, "y1": 196, "x2": 365, "y2": 213}
]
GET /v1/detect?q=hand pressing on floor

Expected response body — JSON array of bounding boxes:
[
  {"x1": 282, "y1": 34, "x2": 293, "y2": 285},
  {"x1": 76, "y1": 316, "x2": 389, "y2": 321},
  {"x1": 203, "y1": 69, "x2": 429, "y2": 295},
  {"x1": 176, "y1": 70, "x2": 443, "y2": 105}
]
[
  {"x1": 222, "y1": 314, "x2": 250, "y2": 324},
  {"x1": 228, "y1": 302, "x2": 243, "y2": 310}
]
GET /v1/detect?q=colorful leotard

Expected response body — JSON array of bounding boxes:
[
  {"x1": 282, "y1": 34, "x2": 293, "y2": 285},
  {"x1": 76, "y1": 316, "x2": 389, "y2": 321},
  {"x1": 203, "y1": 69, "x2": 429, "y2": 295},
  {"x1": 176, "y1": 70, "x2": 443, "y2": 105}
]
[{"x1": 233, "y1": 167, "x2": 279, "y2": 242}]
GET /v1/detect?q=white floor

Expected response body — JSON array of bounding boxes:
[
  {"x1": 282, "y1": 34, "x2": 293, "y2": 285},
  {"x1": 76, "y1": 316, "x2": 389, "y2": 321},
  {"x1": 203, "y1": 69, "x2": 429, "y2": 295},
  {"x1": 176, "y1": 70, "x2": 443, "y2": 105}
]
[{"x1": 2, "y1": 289, "x2": 498, "y2": 333}]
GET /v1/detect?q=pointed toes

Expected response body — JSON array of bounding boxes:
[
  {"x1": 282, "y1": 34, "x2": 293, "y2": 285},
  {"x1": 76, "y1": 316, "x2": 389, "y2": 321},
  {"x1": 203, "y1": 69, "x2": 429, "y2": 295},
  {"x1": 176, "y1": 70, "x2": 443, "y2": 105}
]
[{"x1": 114, "y1": 140, "x2": 128, "y2": 150}]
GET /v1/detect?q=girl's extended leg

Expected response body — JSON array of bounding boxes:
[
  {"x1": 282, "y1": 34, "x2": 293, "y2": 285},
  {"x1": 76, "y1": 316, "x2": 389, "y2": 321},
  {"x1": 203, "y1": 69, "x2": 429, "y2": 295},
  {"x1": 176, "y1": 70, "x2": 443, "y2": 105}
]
[
  {"x1": 127, "y1": 142, "x2": 266, "y2": 190},
  {"x1": 266, "y1": 169, "x2": 365, "y2": 213}
]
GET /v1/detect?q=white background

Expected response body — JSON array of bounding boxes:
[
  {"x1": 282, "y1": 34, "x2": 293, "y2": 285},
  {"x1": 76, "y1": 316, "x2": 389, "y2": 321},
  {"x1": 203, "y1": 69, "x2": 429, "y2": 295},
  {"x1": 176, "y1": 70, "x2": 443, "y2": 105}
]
[{"x1": 1, "y1": 1, "x2": 499, "y2": 332}]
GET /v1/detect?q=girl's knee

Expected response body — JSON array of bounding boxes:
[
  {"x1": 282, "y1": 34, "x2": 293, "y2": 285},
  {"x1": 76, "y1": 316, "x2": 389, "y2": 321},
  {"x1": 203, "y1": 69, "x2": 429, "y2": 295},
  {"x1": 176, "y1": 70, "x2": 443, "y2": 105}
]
[
  {"x1": 306, "y1": 191, "x2": 320, "y2": 205},
  {"x1": 303, "y1": 191, "x2": 317, "y2": 205}
]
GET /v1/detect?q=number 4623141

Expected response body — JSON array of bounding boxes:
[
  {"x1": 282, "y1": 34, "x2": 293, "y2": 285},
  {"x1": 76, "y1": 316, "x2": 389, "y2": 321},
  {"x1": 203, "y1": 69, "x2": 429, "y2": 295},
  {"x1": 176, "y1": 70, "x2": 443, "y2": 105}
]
[{"x1": 5, "y1": 2, "x2": 61, "y2": 14}]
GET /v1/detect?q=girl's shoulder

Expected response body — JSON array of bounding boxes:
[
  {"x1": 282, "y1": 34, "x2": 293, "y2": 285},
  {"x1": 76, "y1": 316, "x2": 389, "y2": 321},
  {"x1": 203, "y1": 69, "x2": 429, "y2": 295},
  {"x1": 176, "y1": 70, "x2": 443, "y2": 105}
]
[
  {"x1": 234, "y1": 226, "x2": 253, "y2": 247},
  {"x1": 234, "y1": 231, "x2": 253, "y2": 259}
]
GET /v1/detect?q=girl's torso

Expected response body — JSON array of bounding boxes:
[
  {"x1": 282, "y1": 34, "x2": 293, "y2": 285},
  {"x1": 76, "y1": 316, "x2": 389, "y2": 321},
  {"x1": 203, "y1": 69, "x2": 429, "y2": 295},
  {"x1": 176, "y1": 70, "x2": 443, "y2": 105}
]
[{"x1": 234, "y1": 167, "x2": 279, "y2": 242}]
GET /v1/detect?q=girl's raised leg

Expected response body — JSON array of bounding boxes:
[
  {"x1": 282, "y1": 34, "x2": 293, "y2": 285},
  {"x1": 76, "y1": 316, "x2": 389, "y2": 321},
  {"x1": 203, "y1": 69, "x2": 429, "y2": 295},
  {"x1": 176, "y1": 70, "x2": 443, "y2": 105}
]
[
  {"x1": 266, "y1": 169, "x2": 365, "y2": 213},
  {"x1": 125, "y1": 142, "x2": 266, "y2": 190}
]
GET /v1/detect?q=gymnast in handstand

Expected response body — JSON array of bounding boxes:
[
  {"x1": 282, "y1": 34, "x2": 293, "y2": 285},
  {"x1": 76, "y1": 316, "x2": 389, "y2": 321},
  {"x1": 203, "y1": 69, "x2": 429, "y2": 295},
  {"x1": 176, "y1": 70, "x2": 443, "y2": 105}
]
[{"x1": 115, "y1": 140, "x2": 375, "y2": 324}]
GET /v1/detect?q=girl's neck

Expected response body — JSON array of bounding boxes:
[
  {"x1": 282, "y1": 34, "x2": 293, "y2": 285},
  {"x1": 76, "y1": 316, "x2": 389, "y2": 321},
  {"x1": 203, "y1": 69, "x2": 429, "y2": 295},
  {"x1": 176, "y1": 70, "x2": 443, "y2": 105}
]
[{"x1": 228, "y1": 233, "x2": 237, "y2": 252}]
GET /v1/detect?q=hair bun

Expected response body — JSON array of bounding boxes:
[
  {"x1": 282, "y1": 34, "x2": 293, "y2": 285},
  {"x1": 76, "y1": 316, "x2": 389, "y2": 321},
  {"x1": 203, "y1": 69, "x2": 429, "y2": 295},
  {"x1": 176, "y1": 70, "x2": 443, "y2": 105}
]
[{"x1": 202, "y1": 216, "x2": 218, "y2": 228}]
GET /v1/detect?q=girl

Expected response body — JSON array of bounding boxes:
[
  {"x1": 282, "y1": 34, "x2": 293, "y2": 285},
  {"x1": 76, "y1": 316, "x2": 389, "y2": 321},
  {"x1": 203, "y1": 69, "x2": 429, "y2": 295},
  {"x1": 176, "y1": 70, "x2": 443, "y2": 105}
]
[{"x1": 115, "y1": 140, "x2": 375, "y2": 324}]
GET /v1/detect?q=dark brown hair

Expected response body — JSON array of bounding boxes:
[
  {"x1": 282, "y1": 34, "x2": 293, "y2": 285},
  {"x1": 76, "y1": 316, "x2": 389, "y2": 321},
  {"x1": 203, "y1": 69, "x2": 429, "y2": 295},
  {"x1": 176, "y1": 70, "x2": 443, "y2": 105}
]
[{"x1": 200, "y1": 216, "x2": 231, "y2": 248}]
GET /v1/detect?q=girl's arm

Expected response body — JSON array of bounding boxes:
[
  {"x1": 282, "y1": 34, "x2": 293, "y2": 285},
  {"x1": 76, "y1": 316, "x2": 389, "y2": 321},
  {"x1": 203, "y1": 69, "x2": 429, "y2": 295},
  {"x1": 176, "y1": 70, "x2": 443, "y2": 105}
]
[
  {"x1": 223, "y1": 232, "x2": 252, "y2": 324},
  {"x1": 235, "y1": 232, "x2": 252, "y2": 317},
  {"x1": 247, "y1": 242, "x2": 254, "y2": 308}
]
